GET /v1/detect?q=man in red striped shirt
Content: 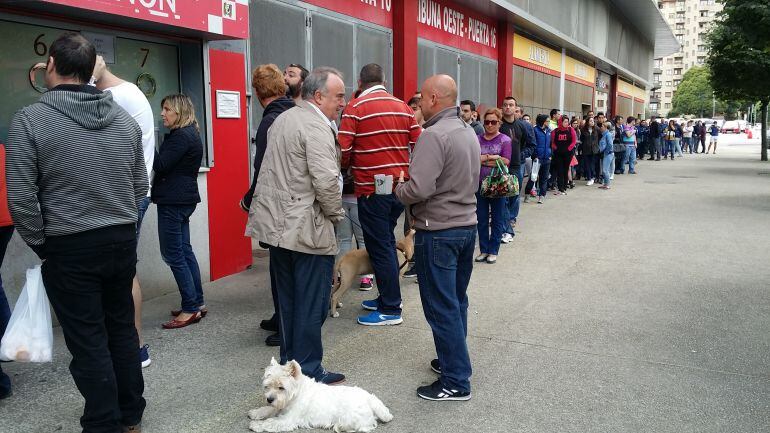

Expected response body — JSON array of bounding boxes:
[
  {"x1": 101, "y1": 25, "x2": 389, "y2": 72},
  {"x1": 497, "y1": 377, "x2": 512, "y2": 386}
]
[{"x1": 339, "y1": 63, "x2": 421, "y2": 326}]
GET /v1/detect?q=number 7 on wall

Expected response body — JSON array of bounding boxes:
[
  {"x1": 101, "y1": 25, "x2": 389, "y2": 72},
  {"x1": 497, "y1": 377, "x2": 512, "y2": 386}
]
[{"x1": 140, "y1": 48, "x2": 150, "y2": 67}]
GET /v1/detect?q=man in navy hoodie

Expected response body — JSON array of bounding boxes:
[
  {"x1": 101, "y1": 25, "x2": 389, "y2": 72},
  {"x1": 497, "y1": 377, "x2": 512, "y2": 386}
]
[{"x1": 241, "y1": 64, "x2": 295, "y2": 347}]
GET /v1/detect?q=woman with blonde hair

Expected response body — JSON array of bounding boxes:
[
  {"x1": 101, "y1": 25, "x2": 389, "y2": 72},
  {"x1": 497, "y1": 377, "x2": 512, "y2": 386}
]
[{"x1": 153, "y1": 94, "x2": 206, "y2": 329}]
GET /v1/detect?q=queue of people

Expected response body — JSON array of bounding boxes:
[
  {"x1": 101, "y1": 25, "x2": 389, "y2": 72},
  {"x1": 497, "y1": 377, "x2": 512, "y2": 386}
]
[{"x1": 0, "y1": 30, "x2": 729, "y2": 433}]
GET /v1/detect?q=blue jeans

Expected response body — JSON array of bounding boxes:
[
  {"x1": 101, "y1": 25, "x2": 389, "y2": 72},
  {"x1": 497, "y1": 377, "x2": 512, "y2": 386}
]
[
  {"x1": 624, "y1": 146, "x2": 637, "y2": 172},
  {"x1": 157, "y1": 205, "x2": 203, "y2": 313},
  {"x1": 602, "y1": 153, "x2": 614, "y2": 186},
  {"x1": 0, "y1": 225, "x2": 14, "y2": 397},
  {"x1": 475, "y1": 192, "x2": 505, "y2": 255},
  {"x1": 414, "y1": 226, "x2": 475, "y2": 393},
  {"x1": 135, "y1": 196, "x2": 151, "y2": 239},
  {"x1": 357, "y1": 194, "x2": 404, "y2": 315},
  {"x1": 270, "y1": 247, "x2": 333, "y2": 380},
  {"x1": 504, "y1": 165, "x2": 524, "y2": 235},
  {"x1": 335, "y1": 201, "x2": 365, "y2": 261},
  {"x1": 666, "y1": 140, "x2": 675, "y2": 157}
]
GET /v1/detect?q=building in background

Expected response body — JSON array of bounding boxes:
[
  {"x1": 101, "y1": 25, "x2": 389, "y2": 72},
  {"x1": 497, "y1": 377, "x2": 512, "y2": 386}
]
[{"x1": 649, "y1": 0, "x2": 723, "y2": 117}]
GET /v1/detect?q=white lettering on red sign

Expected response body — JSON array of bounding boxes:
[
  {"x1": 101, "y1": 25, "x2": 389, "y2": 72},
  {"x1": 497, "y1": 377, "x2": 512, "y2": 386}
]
[
  {"x1": 127, "y1": 0, "x2": 177, "y2": 18},
  {"x1": 417, "y1": 0, "x2": 496, "y2": 49},
  {"x1": 360, "y1": 0, "x2": 391, "y2": 12}
]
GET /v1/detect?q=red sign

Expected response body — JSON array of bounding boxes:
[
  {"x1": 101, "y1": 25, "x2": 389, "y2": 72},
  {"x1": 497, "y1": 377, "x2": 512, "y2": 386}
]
[
  {"x1": 416, "y1": 0, "x2": 497, "y2": 59},
  {"x1": 302, "y1": 0, "x2": 393, "y2": 28},
  {"x1": 39, "y1": 0, "x2": 249, "y2": 39}
]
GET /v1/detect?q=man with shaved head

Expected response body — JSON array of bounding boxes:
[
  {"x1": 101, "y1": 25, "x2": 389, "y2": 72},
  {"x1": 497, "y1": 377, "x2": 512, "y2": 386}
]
[{"x1": 395, "y1": 75, "x2": 479, "y2": 402}]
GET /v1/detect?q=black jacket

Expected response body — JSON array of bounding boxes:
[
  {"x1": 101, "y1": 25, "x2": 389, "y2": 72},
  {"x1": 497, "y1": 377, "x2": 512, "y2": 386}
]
[
  {"x1": 500, "y1": 118, "x2": 535, "y2": 172},
  {"x1": 650, "y1": 120, "x2": 661, "y2": 136},
  {"x1": 581, "y1": 127, "x2": 599, "y2": 155},
  {"x1": 151, "y1": 125, "x2": 203, "y2": 205},
  {"x1": 241, "y1": 97, "x2": 295, "y2": 210}
]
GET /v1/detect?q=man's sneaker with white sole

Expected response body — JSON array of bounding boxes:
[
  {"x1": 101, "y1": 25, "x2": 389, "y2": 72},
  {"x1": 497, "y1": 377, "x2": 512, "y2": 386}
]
[
  {"x1": 416, "y1": 380, "x2": 471, "y2": 401},
  {"x1": 357, "y1": 311, "x2": 403, "y2": 326}
]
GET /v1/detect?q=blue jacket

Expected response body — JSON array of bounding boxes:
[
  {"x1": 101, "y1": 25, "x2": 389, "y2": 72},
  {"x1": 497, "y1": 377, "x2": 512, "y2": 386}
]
[
  {"x1": 636, "y1": 125, "x2": 649, "y2": 144},
  {"x1": 598, "y1": 130, "x2": 614, "y2": 156},
  {"x1": 533, "y1": 125, "x2": 552, "y2": 161},
  {"x1": 152, "y1": 125, "x2": 203, "y2": 205}
]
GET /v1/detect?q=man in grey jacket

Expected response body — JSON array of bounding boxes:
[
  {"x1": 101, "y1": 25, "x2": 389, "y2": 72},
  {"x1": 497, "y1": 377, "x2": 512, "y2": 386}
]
[
  {"x1": 247, "y1": 67, "x2": 346, "y2": 385},
  {"x1": 7, "y1": 32, "x2": 148, "y2": 432},
  {"x1": 395, "y1": 75, "x2": 479, "y2": 402}
]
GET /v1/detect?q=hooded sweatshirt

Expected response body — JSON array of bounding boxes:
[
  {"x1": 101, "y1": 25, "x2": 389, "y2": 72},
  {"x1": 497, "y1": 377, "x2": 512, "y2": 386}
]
[
  {"x1": 6, "y1": 84, "x2": 148, "y2": 256},
  {"x1": 550, "y1": 126, "x2": 577, "y2": 153}
]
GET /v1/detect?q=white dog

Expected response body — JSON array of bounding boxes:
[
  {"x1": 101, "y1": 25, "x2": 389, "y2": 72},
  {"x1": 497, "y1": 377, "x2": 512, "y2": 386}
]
[{"x1": 248, "y1": 358, "x2": 393, "y2": 432}]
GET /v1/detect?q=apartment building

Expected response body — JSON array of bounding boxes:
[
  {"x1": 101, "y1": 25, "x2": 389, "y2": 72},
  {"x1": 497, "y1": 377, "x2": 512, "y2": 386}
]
[{"x1": 650, "y1": 0, "x2": 724, "y2": 117}]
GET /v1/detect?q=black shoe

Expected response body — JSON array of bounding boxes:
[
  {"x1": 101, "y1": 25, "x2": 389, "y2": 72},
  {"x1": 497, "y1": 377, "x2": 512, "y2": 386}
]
[
  {"x1": 417, "y1": 379, "x2": 471, "y2": 401},
  {"x1": 316, "y1": 370, "x2": 346, "y2": 385},
  {"x1": 403, "y1": 265, "x2": 417, "y2": 278},
  {"x1": 430, "y1": 359, "x2": 441, "y2": 374},
  {"x1": 260, "y1": 315, "x2": 278, "y2": 332},
  {"x1": 265, "y1": 333, "x2": 280, "y2": 347},
  {"x1": 0, "y1": 387, "x2": 11, "y2": 400}
]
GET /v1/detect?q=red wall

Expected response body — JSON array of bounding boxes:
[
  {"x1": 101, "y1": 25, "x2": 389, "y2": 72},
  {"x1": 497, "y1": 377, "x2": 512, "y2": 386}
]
[{"x1": 206, "y1": 49, "x2": 252, "y2": 281}]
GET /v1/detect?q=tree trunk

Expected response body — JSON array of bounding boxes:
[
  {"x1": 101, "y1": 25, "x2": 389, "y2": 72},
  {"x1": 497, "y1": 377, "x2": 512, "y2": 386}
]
[{"x1": 762, "y1": 100, "x2": 768, "y2": 162}]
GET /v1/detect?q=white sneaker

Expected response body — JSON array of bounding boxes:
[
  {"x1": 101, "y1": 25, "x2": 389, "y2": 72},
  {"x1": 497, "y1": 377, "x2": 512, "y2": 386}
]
[
  {"x1": 586, "y1": 179, "x2": 594, "y2": 186},
  {"x1": 500, "y1": 233, "x2": 513, "y2": 244},
  {"x1": 610, "y1": 174, "x2": 615, "y2": 180}
]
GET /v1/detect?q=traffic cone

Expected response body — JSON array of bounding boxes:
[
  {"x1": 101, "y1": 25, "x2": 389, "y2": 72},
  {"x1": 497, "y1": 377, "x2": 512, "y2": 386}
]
[{"x1": 747, "y1": 128, "x2": 753, "y2": 139}]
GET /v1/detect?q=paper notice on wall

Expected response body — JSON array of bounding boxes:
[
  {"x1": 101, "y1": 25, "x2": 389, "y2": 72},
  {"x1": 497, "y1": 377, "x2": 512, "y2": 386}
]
[
  {"x1": 82, "y1": 32, "x2": 116, "y2": 64},
  {"x1": 216, "y1": 90, "x2": 241, "y2": 118}
]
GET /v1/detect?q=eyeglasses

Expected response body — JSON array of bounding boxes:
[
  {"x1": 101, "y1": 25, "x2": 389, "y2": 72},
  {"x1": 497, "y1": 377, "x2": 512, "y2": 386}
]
[{"x1": 484, "y1": 120, "x2": 499, "y2": 125}]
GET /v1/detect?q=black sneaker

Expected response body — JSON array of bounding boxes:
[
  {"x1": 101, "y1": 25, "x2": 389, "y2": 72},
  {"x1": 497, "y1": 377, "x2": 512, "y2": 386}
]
[
  {"x1": 316, "y1": 370, "x2": 345, "y2": 385},
  {"x1": 265, "y1": 333, "x2": 280, "y2": 347},
  {"x1": 430, "y1": 359, "x2": 441, "y2": 374},
  {"x1": 403, "y1": 265, "x2": 417, "y2": 278},
  {"x1": 417, "y1": 380, "x2": 470, "y2": 401}
]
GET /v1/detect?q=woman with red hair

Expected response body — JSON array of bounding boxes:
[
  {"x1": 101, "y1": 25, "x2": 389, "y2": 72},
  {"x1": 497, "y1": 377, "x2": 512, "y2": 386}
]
[{"x1": 550, "y1": 115, "x2": 577, "y2": 195}]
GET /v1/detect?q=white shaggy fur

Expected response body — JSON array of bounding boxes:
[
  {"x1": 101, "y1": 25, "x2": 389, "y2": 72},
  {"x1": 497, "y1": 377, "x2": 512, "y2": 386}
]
[{"x1": 248, "y1": 358, "x2": 393, "y2": 432}]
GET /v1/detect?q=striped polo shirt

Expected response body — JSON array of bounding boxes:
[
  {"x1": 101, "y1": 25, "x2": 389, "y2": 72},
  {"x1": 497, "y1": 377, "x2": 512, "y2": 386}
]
[{"x1": 339, "y1": 85, "x2": 422, "y2": 197}]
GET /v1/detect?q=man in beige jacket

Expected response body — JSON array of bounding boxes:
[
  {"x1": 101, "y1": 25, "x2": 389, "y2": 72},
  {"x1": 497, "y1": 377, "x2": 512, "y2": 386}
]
[{"x1": 247, "y1": 67, "x2": 346, "y2": 384}]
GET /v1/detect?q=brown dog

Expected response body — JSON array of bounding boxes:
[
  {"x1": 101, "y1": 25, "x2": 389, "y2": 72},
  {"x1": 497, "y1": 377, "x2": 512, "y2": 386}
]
[{"x1": 330, "y1": 230, "x2": 415, "y2": 318}]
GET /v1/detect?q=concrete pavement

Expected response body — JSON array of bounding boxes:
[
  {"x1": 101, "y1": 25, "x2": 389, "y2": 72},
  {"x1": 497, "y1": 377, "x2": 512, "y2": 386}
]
[{"x1": 1, "y1": 135, "x2": 769, "y2": 433}]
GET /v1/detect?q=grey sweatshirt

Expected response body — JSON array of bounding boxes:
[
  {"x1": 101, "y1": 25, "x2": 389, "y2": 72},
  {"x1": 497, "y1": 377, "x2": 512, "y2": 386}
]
[
  {"x1": 395, "y1": 106, "x2": 480, "y2": 231},
  {"x1": 6, "y1": 84, "x2": 148, "y2": 255}
]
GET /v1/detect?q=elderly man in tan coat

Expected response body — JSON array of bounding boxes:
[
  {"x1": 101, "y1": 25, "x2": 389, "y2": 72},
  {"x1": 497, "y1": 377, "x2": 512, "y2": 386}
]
[{"x1": 247, "y1": 67, "x2": 347, "y2": 385}]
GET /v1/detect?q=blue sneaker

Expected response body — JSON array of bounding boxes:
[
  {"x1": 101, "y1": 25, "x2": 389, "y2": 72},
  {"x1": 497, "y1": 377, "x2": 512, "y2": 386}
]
[
  {"x1": 139, "y1": 344, "x2": 151, "y2": 368},
  {"x1": 316, "y1": 370, "x2": 346, "y2": 385},
  {"x1": 361, "y1": 299, "x2": 403, "y2": 311},
  {"x1": 361, "y1": 299, "x2": 378, "y2": 311},
  {"x1": 357, "y1": 311, "x2": 403, "y2": 326}
]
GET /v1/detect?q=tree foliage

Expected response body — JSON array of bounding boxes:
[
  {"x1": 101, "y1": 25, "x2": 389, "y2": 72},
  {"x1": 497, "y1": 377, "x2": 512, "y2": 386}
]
[
  {"x1": 669, "y1": 66, "x2": 719, "y2": 117},
  {"x1": 707, "y1": 0, "x2": 770, "y2": 159}
]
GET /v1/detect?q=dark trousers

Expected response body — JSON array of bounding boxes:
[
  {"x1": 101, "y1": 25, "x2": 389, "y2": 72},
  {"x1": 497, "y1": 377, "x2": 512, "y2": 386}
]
[
  {"x1": 414, "y1": 226, "x2": 475, "y2": 393},
  {"x1": 157, "y1": 205, "x2": 204, "y2": 313},
  {"x1": 553, "y1": 151, "x2": 571, "y2": 192},
  {"x1": 270, "y1": 247, "x2": 333, "y2": 380},
  {"x1": 357, "y1": 194, "x2": 404, "y2": 315},
  {"x1": 0, "y1": 225, "x2": 14, "y2": 397},
  {"x1": 42, "y1": 225, "x2": 145, "y2": 433},
  {"x1": 651, "y1": 137, "x2": 662, "y2": 159},
  {"x1": 699, "y1": 135, "x2": 706, "y2": 152},
  {"x1": 582, "y1": 154, "x2": 596, "y2": 180},
  {"x1": 614, "y1": 150, "x2": 625, "y2": 173}
]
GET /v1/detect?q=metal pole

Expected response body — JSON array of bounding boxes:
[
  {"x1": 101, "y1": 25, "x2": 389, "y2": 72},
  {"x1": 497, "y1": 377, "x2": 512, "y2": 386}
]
[{"x1": 712, "y1": 93, "x2": 716, "y2": 118}]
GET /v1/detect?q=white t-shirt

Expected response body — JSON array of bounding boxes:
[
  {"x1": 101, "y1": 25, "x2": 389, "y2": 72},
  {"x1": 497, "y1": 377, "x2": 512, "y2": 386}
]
[{"x1": 105, "y1": 82, "x2": 155, "y2": 196}]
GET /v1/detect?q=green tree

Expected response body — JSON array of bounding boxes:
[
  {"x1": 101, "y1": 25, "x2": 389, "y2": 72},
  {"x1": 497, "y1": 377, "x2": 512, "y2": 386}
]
[
  {"x1": 670, "y1": 66, "x2": 720, "y2": 117},
  {"x1": 707, "y1": 0, "x2": 770, "y2": 160}
]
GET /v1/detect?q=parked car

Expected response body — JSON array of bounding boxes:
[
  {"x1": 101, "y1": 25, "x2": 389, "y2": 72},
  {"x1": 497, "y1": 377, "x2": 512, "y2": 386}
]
[{"x1": 721, "y1": 120, "x2": 741, "y2": 134}]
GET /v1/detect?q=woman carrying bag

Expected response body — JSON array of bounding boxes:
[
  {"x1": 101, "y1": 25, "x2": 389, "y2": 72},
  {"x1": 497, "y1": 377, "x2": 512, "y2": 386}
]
[{"x1": 475, "y1": 108, "x2": 512, "y2": 264}]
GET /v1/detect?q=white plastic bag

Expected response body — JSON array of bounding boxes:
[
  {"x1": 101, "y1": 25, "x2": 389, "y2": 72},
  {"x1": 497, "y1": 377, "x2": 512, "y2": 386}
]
[
  {"x1": 531, "y1": 160, "x2": 541, "y2": 182},
  {"x1": 0, "y1": 265, "x2": 53, "y2": 362}
]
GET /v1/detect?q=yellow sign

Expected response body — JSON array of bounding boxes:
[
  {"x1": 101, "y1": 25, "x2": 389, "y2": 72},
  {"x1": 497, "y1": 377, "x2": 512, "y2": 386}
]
[
  {"x1": 513, "y1": 34, "x2": 562, "y2": 74},
  {"x1": 633, "y1": 85, "x2": 647, "y2": 102},
  {"x1": 617, "y1": 79, "x2": 635, "y2": 97},
  {"x1": 564, "y1": 56, "x2": 596, "y2": 84}
]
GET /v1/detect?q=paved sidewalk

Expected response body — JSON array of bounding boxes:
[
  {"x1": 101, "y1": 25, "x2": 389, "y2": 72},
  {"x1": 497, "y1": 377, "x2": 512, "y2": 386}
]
[{"x1": 2, "y1": 136, "x2": 769, "y2": 433}]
